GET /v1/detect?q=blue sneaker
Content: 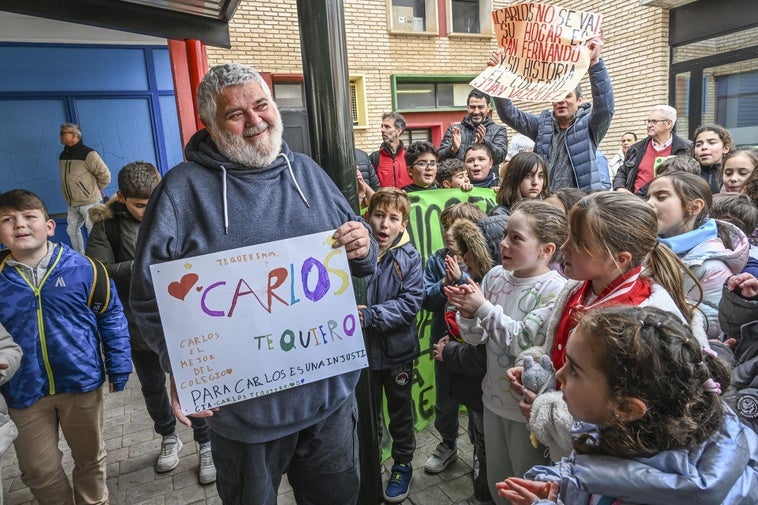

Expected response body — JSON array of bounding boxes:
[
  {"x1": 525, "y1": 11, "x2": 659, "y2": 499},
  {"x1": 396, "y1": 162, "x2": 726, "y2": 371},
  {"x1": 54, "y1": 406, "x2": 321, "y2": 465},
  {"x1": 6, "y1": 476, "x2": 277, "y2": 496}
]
[{"x1": 383, "y1": 463, "x2": 412, "y2": 503}]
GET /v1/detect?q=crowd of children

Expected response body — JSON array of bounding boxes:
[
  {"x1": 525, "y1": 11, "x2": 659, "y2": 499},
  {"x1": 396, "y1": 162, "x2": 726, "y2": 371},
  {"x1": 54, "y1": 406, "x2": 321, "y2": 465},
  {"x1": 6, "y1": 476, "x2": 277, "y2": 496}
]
[
  {"x1": 3, "y1": 107, "x2": 758, "y2": 505},
  {"x1": 354, "y1": 126, "x2": 758, "y2": 504}
]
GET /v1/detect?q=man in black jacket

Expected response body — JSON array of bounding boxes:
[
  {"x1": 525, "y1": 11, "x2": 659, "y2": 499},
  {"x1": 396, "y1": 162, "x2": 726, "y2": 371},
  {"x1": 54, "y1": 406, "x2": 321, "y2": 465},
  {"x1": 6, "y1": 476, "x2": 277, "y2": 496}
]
[{"x1": 440, "y1": 90, "x2": 508, "y2": 167}]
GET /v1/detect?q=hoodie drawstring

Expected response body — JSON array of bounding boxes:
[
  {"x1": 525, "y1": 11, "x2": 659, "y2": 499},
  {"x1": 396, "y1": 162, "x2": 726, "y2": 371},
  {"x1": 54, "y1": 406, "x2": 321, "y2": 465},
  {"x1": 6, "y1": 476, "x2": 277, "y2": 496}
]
[
  {"x1": 220, "y1": 164, "x2": 229, "y2": 234},
  {"x1": 279, "y1": 153, "x2": 311, "y2": 209},
  {"x1": 219, "y1": 155, "x2": 311, "y2": 234}
]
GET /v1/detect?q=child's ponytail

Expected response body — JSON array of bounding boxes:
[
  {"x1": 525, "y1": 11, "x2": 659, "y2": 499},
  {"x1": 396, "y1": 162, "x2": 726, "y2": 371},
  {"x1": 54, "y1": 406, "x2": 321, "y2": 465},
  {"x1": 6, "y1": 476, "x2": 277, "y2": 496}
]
[{"x1": 645, "y1": 240, "x2": 703, "y2": 323}]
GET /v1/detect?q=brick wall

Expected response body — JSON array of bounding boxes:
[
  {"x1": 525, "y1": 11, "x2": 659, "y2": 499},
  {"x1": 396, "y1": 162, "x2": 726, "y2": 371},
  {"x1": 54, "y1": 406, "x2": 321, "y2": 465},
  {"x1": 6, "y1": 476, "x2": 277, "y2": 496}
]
[{"x1": 206, "y1": 0, "x2": 673, "y2": 158}]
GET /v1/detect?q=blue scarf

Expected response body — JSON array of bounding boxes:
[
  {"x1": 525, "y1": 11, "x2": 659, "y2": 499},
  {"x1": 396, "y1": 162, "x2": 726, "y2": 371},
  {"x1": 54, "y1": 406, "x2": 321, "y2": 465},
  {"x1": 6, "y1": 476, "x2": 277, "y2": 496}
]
[
  {"x1": 471, "y1": 170, "x2": 497, "y2": 188},
  {"x1": 659, "y1": 218, "x2": 718, "y2": 256}
]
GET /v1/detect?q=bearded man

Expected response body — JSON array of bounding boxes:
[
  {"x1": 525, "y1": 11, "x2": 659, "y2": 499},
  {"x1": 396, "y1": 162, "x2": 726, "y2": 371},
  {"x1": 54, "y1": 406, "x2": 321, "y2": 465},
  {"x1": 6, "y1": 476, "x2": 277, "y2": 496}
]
[
  {"x1": 130, "y1": 63, "x2": 377, "y2": 505},
  {"x1": 369, "y1": 111, "x2": 412, "y2": 189},
  {"x1": 439, "y1": 89, "x2": 508, "y2": 167}
]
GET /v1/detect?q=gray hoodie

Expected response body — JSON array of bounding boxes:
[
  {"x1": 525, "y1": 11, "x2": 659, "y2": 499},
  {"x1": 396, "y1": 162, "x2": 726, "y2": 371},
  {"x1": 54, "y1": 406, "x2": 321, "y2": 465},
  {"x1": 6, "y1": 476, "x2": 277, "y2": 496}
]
[{"x1": 130, "y1": 129, "x2": 377, "y2": 443}]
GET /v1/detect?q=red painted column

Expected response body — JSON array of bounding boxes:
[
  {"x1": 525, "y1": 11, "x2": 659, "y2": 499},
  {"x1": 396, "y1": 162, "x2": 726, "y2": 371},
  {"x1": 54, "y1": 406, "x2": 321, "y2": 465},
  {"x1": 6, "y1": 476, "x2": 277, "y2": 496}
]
[
  {"x1": 186, "y1": 39, "x2": 208, "y2": 131},
  {"x1": 167, "y1": 39, "x2": 209, "y2": 149}
]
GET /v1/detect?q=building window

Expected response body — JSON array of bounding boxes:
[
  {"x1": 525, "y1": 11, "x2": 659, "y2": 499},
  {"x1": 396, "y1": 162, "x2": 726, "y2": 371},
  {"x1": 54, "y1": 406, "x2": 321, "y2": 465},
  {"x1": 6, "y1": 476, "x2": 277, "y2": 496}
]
[
  {"x1": 447, "y1": 0, "x2": 492, "y2": 35},
  {"x1": 389, "y1": 0, "x2": 437, "y2": 34},
  {"x1": 273, "y1": 83, "x2": 305, "y2": 109},
  {"x1": 716, "y1": 69, "x2": 758, "y2": 148},
  {"x1": 349, "y1": 75, "x2": 368, "y2": 127},
  {"x1": 393, "y1": 75, "x2": 474, "y2": 112},
  {"x1": 670, "y1": 23, "x2": 758, "y2": 142},
  {"x1": 401, "y1": 128, "x2": 432, "y2": 145}
]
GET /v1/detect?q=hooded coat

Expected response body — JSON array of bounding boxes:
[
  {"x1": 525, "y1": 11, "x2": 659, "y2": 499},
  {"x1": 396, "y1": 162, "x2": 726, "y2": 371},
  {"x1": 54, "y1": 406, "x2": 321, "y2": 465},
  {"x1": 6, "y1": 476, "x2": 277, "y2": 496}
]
[
  {"x1": 360, "y1": 231, "x2": 424, "y2": 370},
  {"x1": 59, "y1": 141, "x2": 111, "y2": 206},
  {"x1": 661, "y1": 219, "x2": 750, "y2": 338},
  {"x1": 526, "y1": 409, "x2": 758, "y2": 505},
  {"x1": 86, "y1": 198, "x2": 149, "y2": 350},
  {"x1": 130, "y1": 129, "x2": 377, "y2": 444},
  {"x1": 718, "y1": 284, "x2": 758, "y2": 432}
]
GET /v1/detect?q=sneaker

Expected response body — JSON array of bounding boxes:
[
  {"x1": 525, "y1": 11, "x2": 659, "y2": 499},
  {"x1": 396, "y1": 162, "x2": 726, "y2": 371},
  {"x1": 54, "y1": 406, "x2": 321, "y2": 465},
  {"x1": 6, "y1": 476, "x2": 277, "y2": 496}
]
[
  {"x1": 155, "y1": 433, "x2": 183, "y2": 473},
  {"x1": 383, "y1": 463, "x2": 412, "y2": 503},
  {"x1": 197, "y1": 442, "x2": 216, "y2": 484},
  {"x1": 424, "y1": 442, "x2": 457, "y2": 474}
]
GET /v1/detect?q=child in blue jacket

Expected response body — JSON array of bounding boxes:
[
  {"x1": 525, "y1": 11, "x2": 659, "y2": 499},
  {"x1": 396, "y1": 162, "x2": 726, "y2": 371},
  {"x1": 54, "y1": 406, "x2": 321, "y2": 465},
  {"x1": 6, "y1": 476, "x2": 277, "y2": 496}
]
[
  {"x1": 358, "y1": 187, "x2": 424, "y2": 503},
  {"x1": 0, "y1": 189, "x2": 131, "y2": 505}
]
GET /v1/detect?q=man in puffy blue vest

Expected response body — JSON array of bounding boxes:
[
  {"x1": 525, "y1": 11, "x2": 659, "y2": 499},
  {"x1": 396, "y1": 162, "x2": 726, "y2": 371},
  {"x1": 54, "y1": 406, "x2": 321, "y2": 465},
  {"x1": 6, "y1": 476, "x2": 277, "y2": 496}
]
[{"x1": 491, "y1": 37, "x2": 614, "y2": 193}]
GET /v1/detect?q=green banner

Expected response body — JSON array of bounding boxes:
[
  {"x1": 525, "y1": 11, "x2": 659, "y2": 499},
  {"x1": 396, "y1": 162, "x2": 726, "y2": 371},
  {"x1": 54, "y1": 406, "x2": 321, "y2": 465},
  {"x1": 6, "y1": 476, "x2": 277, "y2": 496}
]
[{"x1": 402, "y1": 188, "x2": 497, "y2": 434}]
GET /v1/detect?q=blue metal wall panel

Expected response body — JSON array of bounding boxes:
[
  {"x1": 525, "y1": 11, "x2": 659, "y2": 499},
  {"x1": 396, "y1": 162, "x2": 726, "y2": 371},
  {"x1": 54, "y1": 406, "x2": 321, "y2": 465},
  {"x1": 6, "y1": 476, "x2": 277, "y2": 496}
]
[
  {"x1": 0, "y1": 99, "x2": 67, "y2": 208},
  {"x1": 153, "y1": 48, "x2": 174, "y2": 91},
  {"x1": 0, "y1": 45, "x2": 150, "y2": 92},
  {"x1": 159, "y1": 95, "x2": 185, "y2": 168},
  {"x1": 0, "y1": 43, "x2": 182, "y2": 250},
  {"x1": 76, "y1": 97, "x2": 158, "y2": 201}
]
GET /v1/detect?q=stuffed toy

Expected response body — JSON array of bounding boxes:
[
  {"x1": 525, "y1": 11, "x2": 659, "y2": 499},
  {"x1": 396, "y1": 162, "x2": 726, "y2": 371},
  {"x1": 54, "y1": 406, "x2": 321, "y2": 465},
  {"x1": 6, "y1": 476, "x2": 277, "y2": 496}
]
[
  {"x1": 521, "y1": 355, "x2": 557, "y2": 450},
  {"x1": 521, "y1": 355, "x2": 556, "y2": 395},
  {"x1": 521, "y1": 355, "x2": 575, "y2": 461}
]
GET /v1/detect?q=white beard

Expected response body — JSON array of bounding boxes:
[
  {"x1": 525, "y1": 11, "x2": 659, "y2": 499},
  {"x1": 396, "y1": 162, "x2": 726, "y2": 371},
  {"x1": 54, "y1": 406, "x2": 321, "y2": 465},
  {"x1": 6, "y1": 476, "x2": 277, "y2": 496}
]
[{"x1": 211, "y1": 113, "x2": 284, "y2": 168}]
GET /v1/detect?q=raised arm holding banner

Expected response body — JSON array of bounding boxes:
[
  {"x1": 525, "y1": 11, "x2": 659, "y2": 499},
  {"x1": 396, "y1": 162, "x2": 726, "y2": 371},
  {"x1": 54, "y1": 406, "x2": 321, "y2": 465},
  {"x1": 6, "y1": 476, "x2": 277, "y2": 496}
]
[{"x1": 471, "y1": 2, "x2": 602, "y2": 102}]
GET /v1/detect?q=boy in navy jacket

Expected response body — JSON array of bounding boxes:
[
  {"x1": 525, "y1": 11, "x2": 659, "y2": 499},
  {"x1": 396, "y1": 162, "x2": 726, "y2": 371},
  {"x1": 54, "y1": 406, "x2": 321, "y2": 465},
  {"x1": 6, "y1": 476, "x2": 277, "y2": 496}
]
[{"x1": 358, "y1": 187, "x2": 424, "y2": 503}]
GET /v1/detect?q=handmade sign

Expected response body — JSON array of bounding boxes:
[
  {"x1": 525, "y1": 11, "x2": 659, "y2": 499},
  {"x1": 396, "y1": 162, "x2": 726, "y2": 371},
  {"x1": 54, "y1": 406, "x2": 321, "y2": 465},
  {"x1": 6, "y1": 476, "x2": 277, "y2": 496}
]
[
  {"x1": 151, "y1": 230, "x2": 367, "y2": 414},
  {"x1": 471, "y1": 2, "x2": 602, "y2": 102}
]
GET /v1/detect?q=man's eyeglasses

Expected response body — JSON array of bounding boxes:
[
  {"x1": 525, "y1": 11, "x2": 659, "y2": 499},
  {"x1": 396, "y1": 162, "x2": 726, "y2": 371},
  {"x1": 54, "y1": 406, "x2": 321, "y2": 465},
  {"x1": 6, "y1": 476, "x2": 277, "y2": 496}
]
[
  {"x1": 59, "y1": 131, "x2": 74, "y2": 136},
  {"x1": 645, "y1": 119, "x2": 669, "y2": 125},
  {"x1": 412, "y1": 161, "x2": 437, "y2": 170}
]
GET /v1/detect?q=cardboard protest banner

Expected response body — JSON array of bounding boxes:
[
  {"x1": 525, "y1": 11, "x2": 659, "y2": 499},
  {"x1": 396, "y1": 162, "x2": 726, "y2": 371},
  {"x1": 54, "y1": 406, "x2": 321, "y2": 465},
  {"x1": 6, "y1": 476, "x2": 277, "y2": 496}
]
[
  {"x1": 150, "y1": 231, "x2": 367, "y2": 414},
  {"x1": 471, "y1": 2, "x2": 602, "y2": 102}
]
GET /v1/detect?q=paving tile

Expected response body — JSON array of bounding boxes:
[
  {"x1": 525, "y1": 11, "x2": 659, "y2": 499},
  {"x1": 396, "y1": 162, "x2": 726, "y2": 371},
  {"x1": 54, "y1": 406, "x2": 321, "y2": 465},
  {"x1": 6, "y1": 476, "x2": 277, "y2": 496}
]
[{"x1": 0, "y1": 373, "x2": 475, "y2": 504}]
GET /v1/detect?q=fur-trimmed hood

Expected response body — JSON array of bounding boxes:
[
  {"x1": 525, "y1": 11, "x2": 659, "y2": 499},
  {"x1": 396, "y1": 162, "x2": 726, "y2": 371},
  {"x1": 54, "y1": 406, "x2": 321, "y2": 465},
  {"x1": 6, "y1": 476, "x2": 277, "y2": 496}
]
[
  {"x1": 88, "y1": 196, "x2": 134, "y2": 225},
  {"x1": 449, "y1": 218, "x2": 493, "y2": 280}
]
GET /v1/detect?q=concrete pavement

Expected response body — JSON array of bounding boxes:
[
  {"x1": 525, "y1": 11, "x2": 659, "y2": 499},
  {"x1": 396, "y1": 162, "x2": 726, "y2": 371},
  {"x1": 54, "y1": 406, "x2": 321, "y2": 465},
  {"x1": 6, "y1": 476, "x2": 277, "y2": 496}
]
[{"x1": 1, "y1": 374, "x2": 477, "y2": 504}]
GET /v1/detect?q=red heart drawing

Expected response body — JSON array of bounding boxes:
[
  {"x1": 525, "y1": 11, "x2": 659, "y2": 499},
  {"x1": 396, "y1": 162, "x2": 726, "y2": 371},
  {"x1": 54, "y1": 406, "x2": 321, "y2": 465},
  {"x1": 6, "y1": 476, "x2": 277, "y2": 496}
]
[{"x1": 168, "y1": 273, "x2": 199, "y2": 301}]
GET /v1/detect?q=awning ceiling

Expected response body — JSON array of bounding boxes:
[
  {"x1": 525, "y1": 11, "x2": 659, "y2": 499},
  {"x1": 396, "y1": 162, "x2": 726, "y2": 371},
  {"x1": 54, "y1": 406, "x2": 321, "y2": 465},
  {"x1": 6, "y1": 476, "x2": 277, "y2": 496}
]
[{"x1": 0, "y1": 0, "x2": 241, "y2": 48}]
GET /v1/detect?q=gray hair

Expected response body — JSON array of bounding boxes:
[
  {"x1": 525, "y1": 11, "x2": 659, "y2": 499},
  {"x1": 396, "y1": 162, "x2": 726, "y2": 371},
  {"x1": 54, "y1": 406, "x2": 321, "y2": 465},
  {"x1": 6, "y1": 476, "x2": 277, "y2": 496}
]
[
  {"x1": 197, "y1": 63, "x2": 272, "y2": 126},
  {"x1": 381, "y1": 111, "x2": 406, "y2": 131},
  {"x1": 650, "y1": 105, "x2": 677, "y2": 125},
  {"x1": 60, "y1": 123, "x2": 82, "y2": 140}
]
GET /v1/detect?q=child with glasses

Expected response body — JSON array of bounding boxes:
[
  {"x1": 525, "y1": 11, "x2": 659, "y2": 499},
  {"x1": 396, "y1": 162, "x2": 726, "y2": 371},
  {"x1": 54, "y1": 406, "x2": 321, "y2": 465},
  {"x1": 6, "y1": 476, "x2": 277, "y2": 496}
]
[{"x1": 403, "y1": 141, "x2": 440, "y2": 192}]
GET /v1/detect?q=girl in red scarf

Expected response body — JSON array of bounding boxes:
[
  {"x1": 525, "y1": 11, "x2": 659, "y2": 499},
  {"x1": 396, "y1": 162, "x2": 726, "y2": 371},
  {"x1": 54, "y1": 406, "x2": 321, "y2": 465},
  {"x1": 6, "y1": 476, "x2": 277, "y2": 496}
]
[{"x1": 507, "y1": 191, "x2": 704, "y2": 461}]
